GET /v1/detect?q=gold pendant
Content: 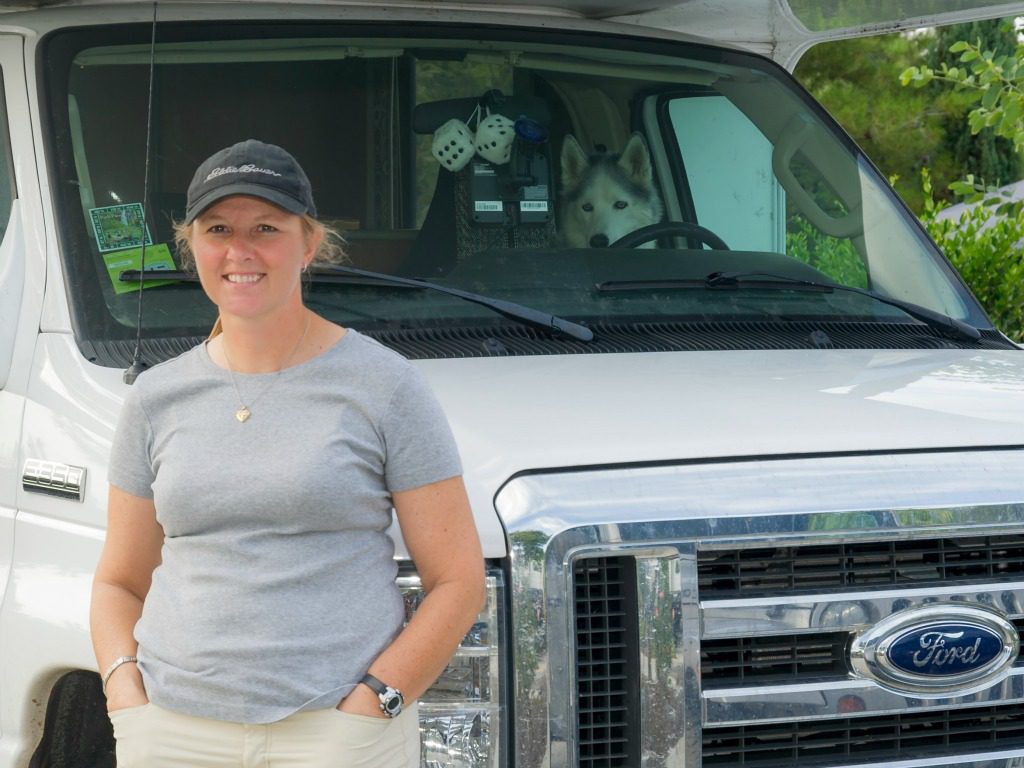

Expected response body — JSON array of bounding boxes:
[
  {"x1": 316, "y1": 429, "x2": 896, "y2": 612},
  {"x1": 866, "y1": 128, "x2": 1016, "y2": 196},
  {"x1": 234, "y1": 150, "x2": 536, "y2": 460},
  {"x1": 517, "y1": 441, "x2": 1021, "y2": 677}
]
[{"x1": 236, "y1": 406, "x2": 252, "y2": 423}]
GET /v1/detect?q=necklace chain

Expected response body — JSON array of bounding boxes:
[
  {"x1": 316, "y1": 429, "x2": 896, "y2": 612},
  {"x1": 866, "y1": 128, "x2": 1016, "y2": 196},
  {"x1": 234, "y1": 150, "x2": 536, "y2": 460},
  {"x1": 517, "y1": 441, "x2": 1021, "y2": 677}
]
[{"x1": 221, "y1": 315, "x2": 311, "y2": 423}]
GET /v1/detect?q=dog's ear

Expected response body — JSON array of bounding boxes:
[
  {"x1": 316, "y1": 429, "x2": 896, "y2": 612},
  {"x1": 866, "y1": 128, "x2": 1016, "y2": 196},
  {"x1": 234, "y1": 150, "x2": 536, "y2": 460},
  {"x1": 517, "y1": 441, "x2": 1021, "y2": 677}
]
[
  {"x1": 561, "y1": 135, "x2": 589, "y2": 189},
  {"x1": 618, "y1": 133, "x2": 653, "y2": 186}
]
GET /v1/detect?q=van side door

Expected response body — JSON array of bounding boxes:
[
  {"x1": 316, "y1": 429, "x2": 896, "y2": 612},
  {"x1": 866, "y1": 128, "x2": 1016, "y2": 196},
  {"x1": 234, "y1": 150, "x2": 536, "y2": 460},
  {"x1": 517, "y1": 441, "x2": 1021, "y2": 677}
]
[{"x1": 0, "y1": 27, "x2": 57, "y2": 738}]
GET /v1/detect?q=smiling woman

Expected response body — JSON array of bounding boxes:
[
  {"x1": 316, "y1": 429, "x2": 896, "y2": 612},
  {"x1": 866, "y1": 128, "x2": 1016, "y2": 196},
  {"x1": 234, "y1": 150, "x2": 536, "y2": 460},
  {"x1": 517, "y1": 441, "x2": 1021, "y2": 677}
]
[
  {"x1": 89, "y1": 139, "x2": 486, "y2": 768},
  {"x1": 193, "y1": 198, "x2": 314, "y2": 330}
]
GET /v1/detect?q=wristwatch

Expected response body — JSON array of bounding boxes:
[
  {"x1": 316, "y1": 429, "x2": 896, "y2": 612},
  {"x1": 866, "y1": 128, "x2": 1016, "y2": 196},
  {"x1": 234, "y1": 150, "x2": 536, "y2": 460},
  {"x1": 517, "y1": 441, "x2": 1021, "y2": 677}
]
[{"x1": 360, "y1": 673, "x2": 404, "y2": 718}]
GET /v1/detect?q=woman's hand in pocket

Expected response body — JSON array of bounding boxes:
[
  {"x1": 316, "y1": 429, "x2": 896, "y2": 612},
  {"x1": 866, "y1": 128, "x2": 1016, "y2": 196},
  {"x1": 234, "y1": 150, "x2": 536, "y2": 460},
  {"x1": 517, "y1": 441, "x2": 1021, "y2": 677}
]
[
  {"x1": 337, "y1": 682, "x2": 388, "y2": 719},
  {"x1": 105, "y1": 665, "x2": 149, "y2": 713}
]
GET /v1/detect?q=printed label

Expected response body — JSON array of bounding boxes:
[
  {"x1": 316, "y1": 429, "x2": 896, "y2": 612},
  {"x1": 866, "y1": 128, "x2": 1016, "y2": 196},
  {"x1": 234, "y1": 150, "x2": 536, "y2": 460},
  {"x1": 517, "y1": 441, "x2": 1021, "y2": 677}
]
[
  {"x1": 475, "y1": 201, "x2": 503, "y2": 212},
  {"x1": 89, "y1": 203, "x2": 153, "y2": 253},
  {"x1": 520, "y1": 201, "x2": 549, "y2": 212},
  {"x1": 102, "y1": 243, "x2": 178, "y2": 295}
]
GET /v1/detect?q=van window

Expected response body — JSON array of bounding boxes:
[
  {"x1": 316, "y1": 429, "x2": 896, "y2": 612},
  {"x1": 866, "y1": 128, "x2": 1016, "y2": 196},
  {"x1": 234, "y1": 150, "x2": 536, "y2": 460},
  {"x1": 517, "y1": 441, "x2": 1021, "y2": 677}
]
[
  {"x1": 41, "y1": 23, "x2": 1001, "y2": 365},
  {"x1": 667, "y1": 94, "x2": 784, "y2": 253},
  {"x1": 0, "y1": 76, "x2": 15, "y2": 242}
]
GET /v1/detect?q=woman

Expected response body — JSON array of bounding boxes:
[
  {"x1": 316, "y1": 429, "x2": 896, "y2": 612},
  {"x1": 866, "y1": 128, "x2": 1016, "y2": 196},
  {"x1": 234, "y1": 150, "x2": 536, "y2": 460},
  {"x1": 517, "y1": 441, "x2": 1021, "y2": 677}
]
[{"x1": 90, "y1": 139, "x2": 485, "y2": 767}]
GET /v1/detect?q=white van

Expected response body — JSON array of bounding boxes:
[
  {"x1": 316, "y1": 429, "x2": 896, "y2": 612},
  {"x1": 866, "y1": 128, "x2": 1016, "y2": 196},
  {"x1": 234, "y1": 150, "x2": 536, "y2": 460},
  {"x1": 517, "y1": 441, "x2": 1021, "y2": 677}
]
[{"x1": 3, "y1": 2, "x2": 1024, "y2": 767}]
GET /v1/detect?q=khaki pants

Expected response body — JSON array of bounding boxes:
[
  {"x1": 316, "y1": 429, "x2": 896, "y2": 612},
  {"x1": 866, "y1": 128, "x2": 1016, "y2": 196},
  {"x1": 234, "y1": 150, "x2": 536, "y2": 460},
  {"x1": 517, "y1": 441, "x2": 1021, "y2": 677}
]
[{"x1": 108, "y1": 701, "x2": 420, "y2": 767}]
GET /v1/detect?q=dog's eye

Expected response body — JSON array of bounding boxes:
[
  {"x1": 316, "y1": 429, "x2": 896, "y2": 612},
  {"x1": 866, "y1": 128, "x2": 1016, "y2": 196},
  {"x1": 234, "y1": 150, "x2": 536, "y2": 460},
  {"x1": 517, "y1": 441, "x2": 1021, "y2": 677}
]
[
  {"x1": 582, "y1": 203, "x2": 593, "y2": 212},
  {"x1": 614, "y1": 201, "x2": 629, "y2": 209}
]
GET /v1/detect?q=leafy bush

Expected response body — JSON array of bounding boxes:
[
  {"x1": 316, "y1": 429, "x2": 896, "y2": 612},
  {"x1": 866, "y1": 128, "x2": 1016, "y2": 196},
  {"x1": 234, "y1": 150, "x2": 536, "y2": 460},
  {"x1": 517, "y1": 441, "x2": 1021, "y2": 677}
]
[
  {"x1": 902, "y1": 38, "x2": 1024, "y2": 157},
  {"x1": 786, "y1": 214, "x2": 868, "y2": 288},
  {"x1": 902, "y1": 36, "x2": 1024, "y2": 342},
  {"x1": 918, "y1": 169, "x2": 1024, "y2": 341}
]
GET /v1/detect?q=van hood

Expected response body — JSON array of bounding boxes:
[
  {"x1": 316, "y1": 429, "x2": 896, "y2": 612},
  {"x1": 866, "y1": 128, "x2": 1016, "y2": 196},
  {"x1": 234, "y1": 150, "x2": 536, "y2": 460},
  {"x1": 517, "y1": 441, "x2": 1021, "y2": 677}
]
[{"x1": 412, "y1": 348, "x2": 1024, "y2": 550}]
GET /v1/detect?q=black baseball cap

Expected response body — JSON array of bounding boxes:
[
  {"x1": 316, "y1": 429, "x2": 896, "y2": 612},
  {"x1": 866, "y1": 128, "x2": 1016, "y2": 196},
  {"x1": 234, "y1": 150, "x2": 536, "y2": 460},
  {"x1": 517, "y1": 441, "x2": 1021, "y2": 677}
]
[{"x1": 184, "y1": 139, "x2": 317, "y2": 224}]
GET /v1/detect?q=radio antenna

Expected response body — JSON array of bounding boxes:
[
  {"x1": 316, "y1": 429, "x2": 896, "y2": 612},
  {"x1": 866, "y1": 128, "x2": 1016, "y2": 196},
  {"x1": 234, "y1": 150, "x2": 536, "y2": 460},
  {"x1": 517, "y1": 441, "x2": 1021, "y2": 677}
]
[{"x1": 123, "y1": 0, "x2": 159, "y2": 385}]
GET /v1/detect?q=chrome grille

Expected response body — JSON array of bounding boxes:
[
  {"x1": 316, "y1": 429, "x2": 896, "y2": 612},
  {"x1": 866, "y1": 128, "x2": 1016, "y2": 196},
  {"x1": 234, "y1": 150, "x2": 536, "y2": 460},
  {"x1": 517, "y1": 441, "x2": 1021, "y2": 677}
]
[
  {"x1": 702, "y1": 620, "x2": 1024, "y2": 687},
  {"x1": 703, "y1": 704, "x2": 1024, "y2": 766},
  {"x1": 698, "y1": 535, "x2": 1024, "y2": 598},
  {"x1": 573, "y1": 557, "x2": 639, "y2": 768},
  {"x1": 701, "y1": 632, "x2": 851, "y2": 683},
  {"x1": 511, "y1": 452, "x2": 1024, "y2": 768}
]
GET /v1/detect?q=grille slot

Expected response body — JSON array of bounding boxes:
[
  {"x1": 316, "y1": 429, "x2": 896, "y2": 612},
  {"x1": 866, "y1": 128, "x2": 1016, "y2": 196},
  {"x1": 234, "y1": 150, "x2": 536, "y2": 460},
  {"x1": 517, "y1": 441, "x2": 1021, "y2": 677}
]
[
  {"x1": 702, "y1": 633, "x2": 851, "y2": 684},
  {"x1": 702, "y1": 623, "x2": 1024, "y2": 686},
  {"x1": 699, "y1": 535, "x2": 1024, "y2": 599},
  {"x1": 703, "y1": 703, "x2": 1024, "y2": 766},
  {"x1": 574, "y1": 557, "x2": 640, "y2": 768}
]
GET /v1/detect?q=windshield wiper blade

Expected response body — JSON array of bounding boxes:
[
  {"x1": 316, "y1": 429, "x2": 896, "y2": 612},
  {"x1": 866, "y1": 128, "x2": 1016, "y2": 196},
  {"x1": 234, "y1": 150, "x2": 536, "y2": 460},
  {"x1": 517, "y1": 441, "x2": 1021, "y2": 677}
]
[
  {"x1": 125, "y1": 265, "x2": 594, "y2": 342},
  {"x1": 704, "y1": 271, "x2": 982, "y2": 342},
  {"x1": 318, "y1": 264, "x2": 595, "y2": 342},
  {"x1": 120, "y1": 269, "x2": 198, "y2": 282}
]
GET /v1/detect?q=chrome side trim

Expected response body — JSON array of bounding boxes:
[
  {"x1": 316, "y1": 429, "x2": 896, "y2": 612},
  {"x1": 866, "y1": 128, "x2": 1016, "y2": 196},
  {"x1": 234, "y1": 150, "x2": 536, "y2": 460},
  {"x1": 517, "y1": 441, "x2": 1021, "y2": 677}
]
[
  {"x1": 824, "y1": 753, "x2": 1024, "y2": 768},
  {"x1": 635, "y1": 547, "x2": 700, "y2": 767},
  {"x1": 701, "y1": 583, "x2": 1024, "y2": 638},
  {"x1": 703, "y1": 670, "x2": 1024, "y2": 726},
  {"x1": 497, "y1": 451, "x2": 1024, "y2": 539},
  {"x1": 21, "y1": 459, "x2": 86, "y2": 502}
]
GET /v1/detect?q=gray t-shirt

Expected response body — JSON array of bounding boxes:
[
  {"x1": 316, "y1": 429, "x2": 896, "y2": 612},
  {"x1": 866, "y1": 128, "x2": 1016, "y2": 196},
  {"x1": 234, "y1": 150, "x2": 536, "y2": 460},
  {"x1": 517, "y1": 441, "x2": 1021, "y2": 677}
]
[{"x1": 108, "y1": 329, "x2": 462, "y2": 724}]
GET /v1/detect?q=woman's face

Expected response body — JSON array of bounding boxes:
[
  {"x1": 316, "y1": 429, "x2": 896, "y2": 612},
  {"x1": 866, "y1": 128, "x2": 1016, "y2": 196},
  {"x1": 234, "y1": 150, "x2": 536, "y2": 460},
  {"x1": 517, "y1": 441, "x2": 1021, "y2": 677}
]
[{"x1": 191, "y1": 195, "x2": 318, "y2": 323}]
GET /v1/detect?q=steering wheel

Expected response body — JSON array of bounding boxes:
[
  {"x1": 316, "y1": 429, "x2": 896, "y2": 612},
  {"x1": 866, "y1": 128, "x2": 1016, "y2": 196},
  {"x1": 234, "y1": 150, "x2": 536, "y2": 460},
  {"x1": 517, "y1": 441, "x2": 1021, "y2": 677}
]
[{"x1": 610, "y1": 221, "x2": 730, "y2": 250}]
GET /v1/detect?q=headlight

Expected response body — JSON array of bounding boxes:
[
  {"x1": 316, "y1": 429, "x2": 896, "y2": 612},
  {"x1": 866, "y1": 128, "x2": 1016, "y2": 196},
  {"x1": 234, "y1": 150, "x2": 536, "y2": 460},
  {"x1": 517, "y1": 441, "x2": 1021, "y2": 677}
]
[{"x1": 399, "y1": 566, "x2": 506, "y2": 768}]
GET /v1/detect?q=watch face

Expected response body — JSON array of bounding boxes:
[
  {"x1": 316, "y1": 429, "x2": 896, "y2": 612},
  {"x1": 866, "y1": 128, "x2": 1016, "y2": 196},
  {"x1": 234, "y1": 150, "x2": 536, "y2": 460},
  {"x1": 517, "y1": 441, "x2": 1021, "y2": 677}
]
[{"x1": 381, "y1": 690, "x2": 403, "y2": 716}]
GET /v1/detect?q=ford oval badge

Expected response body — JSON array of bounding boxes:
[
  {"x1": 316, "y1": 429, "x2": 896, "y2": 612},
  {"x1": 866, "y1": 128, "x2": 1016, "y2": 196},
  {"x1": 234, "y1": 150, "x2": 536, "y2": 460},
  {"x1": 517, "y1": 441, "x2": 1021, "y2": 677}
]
[
  {"x1": 887, "y1": 622, "x2": 1003, "y2": 677},
  {"x1": 850, "y1": 604, "x2": 1018, "y2": 696}
]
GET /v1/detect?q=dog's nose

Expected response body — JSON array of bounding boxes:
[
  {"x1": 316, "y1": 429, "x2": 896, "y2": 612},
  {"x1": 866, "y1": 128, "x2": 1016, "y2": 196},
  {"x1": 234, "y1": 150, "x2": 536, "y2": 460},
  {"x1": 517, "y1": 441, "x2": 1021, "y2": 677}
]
[{"x1": 589, "y1": 233, "x2": 609, "y2": 248}]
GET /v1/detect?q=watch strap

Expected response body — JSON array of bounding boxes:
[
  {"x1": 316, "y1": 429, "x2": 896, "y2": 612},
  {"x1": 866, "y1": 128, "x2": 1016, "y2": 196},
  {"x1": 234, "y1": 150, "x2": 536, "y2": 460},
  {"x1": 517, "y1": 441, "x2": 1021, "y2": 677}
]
[
  {"x1": 359, "y1": 673, "x2": 388, "y2": 696},
  {"x1": 359, "y1": 672, "x2": 404, "y2": 718}
]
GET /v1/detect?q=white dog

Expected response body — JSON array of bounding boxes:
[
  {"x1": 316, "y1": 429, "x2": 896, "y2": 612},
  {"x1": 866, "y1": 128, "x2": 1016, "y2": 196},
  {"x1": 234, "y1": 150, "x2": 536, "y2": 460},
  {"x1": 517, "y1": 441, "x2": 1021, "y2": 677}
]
[{"x1": 559, "y1": 133, "x2": 664, "y2": 248}]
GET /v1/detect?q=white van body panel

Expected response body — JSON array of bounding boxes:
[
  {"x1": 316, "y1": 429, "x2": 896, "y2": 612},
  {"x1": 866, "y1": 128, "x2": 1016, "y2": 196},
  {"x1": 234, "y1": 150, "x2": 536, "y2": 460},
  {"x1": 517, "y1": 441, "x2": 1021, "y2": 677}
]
[{"x1": 425, "y1": 349, "x2": 1024, "y2": 483}]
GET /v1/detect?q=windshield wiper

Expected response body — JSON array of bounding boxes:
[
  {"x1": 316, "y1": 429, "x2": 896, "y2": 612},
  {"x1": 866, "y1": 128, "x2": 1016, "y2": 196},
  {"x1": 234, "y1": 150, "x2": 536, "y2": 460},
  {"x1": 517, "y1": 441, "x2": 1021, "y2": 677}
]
[
  {"x1": 313, "y1": 264, "x2": 593, "y2": 341},
  {"x1": 121, "y1": 269, "x2": 197, "y2": 282},
  {"x1": 703, "y1": 271, "x2": 981, "y2": 342},
  {"x1": 122, "y1": 266, "x2": 594, "y2": 342}
]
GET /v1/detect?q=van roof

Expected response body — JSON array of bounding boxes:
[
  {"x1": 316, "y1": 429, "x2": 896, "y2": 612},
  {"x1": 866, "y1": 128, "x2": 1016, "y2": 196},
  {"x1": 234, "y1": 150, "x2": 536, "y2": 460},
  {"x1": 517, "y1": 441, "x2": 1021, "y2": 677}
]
[
  {"x1": 615, "y1": 0, "x2": 1024, "y2": 68},
  {"x1": 3, "y1": 0, "x2": 1023, "y2": 67}
]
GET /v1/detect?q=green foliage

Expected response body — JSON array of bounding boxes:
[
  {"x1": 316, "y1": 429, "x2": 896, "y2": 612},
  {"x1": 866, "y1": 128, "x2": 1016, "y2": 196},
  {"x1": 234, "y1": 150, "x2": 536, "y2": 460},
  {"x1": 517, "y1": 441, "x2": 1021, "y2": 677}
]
[
  {"x1": 918, "y1": 169, "x2": 1024, "y2": 341},
  {"x1": 901, "y1": 35, "x2": 1024, "y2": 156},
  {"x1": 786, "y1": 214, "x2": 868, "y2": 288},
  {"x1": 905, "y1": 31, "x2": 1024, "y2": 218},
  {"x1": 928, "y1": 20, "x2": 1021, "y2": 188},
  {"x1": 795, "y1": 33, "x2": 962, "y2": 213},
  {"x1": 900, "y1": 27, "x2": 1024, "y2": 341}
]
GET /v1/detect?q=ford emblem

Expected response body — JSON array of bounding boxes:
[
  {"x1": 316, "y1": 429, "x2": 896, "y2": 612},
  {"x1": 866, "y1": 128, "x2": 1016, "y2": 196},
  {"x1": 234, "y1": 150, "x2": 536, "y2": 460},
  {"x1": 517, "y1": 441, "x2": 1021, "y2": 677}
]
[{"x1": 850, "y1": 604, "x2": 1018, "y2": 696}]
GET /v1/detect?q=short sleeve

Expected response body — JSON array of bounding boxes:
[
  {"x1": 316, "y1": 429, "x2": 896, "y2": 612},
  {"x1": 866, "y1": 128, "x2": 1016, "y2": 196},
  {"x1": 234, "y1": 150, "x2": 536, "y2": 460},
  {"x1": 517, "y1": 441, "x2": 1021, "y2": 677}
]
[
  {"x1": 381, "y1": 366, "x2": 462, "y2": 493},
  {"x1": 108, "y1": 384, "x2": 157, "y2": 498}
]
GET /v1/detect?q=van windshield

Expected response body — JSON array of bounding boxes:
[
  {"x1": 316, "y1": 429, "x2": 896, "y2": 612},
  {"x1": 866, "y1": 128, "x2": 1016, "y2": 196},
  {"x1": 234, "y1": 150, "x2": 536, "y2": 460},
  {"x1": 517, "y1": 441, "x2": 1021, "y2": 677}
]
[{"x1": 42, "y1": 23, "x2": 1005, "y2": 365}]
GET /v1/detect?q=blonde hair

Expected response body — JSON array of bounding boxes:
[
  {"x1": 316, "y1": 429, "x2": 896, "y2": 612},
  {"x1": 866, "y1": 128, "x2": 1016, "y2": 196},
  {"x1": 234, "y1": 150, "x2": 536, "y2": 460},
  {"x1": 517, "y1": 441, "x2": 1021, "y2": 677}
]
[{"x1": 173, "y1": 211, "x2": 348, "y2": 339}]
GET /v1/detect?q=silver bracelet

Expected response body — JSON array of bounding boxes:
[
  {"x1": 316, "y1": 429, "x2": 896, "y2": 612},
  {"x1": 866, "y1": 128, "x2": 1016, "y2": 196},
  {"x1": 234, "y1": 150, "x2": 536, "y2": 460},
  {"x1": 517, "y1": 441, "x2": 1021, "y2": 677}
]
[{"x1": 101, "y1": 655, "x2": 138, "y2": 693}]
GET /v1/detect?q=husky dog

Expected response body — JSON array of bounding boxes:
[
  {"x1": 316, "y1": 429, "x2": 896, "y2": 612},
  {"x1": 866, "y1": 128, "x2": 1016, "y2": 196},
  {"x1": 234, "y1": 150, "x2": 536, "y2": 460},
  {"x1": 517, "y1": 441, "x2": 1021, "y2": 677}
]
[{"x1": 559, "y1": 133, "x2": 664, "y2": 248}]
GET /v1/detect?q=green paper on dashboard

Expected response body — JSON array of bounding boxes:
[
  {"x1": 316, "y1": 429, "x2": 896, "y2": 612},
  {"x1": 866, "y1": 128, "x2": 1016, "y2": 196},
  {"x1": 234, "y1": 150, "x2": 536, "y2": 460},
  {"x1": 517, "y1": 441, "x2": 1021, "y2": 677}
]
[{"x1": 102, "y1": 244, "x2": 179, "y2": 295}]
